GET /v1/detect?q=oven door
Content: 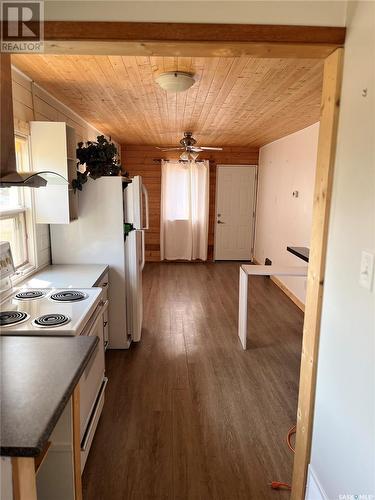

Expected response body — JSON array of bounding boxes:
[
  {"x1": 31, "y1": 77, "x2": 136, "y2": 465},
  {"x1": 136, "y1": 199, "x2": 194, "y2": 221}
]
[{"x1": 79, "y1": 299, "x2": 108, "y2": 439}]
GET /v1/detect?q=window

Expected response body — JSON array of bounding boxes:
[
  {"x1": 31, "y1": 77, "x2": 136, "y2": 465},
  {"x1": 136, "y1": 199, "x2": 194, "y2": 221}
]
[
  {"x1": 160, "y1": 160, "x2": 210, "y2": 261},
  {"x1": 163, "y1": 163, "x2": 191, "y2": 221},
  {"x1": 0, "y1": 136, "x2": 33, "y2": 271}
]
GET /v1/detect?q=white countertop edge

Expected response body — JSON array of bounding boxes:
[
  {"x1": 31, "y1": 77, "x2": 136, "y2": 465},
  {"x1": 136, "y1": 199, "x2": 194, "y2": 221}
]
[{"x1": 20, "y1": 264, "x2": 110, "y2": 289}]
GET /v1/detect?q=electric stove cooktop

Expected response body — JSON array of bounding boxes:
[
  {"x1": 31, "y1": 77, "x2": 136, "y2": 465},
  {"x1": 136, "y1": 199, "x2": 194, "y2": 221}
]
[{"x1": 0, "y1": 287, "x2": 103, "y2": 336}]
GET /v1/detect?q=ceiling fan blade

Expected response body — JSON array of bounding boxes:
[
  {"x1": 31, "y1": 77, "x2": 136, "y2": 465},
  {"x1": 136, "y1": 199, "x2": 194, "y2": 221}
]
[
  {"x1": 155, "y1": 147, "x2": 184, "y2": 151},
  {"x1": 189, "y1": 147, "x2": 204, "y2": 152},
  {"x1": 200, "y1": 147, "x2": 223, "y2": 151}
]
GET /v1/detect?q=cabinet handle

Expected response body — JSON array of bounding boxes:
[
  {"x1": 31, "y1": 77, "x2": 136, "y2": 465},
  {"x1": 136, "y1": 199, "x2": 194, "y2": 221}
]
[{"x1": 103, "y1": 321, "x2": 108, "y2": 327}]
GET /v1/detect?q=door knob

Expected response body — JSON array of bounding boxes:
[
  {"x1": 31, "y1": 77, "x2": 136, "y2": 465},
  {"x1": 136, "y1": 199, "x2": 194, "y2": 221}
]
[{"x1": 217, "y1": 220, "x2": 225, "y2": 224}]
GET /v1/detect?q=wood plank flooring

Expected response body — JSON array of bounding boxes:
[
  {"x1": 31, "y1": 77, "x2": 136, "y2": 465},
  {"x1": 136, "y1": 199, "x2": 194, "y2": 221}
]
[{"x1": 82, "y1": 262, "x2": 303, "y2": 500}]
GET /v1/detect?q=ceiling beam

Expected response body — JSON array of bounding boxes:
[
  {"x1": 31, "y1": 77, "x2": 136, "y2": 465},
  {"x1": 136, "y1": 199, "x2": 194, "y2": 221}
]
[{"x1": 42, "y1": 22, "x2": 346, "y2": 59}]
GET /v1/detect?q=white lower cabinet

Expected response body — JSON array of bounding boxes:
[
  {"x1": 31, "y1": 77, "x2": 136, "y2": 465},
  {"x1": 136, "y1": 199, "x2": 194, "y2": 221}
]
[
  {"x1": 80, "y1": 377, "x2": 107, "y2": 471},
  {"x1": 79, "y1": 298, "x2": 108, "y2": 472}
]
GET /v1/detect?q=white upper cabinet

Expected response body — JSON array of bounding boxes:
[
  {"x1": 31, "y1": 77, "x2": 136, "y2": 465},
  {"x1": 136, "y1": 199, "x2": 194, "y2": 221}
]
[{"x1": 30, "y1": 121, "x2": 78, "y2": 224}]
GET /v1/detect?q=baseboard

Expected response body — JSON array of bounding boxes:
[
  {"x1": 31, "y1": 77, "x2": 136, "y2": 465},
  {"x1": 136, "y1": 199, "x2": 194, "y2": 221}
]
[
  {"x1": 271, "y1": 275, "x2": 305, "y2": 312},
  {"x1": 253, "y1": 256, "x2": 305, "y2": 312},
  {"x1": 305, "y1": 465, "x2": 329, "y2": 500}
]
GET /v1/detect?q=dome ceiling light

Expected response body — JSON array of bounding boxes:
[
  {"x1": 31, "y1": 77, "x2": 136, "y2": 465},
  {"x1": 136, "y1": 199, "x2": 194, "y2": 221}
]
[{"x1": 155, "y1": 71, "x2": 195, "y2": 93}]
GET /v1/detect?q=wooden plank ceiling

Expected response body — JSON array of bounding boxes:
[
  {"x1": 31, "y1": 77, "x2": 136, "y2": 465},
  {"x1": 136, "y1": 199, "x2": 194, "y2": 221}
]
[{"x1": 12, "y1": 55, "x2": 323, "y2": 147}]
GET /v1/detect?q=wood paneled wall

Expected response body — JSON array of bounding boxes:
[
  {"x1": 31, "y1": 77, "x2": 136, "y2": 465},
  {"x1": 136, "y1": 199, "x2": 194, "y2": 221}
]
[
  {"x1": 12, "y1": 67, "x2": 120, "y2": 268},
  {"x1": 121, "y1": 145, "x2": 259, "y2": 261}
]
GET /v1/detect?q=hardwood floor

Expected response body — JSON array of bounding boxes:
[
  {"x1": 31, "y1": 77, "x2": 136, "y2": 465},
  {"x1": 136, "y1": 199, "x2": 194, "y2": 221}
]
[{"x1": 82, "y1": 262, "x2": 303, "y2": 500}]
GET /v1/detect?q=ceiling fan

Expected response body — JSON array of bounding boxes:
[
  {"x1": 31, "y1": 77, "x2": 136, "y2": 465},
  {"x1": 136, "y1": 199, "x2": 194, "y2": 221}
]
[{"x1": 156, "y1": 132, "x2": 223, "y2": 160}]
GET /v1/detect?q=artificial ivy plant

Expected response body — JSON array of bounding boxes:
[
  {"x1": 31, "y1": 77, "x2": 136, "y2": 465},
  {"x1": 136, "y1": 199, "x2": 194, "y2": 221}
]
[{"x1": 73, "y1": 135, "x2": 122, "y2": 191}]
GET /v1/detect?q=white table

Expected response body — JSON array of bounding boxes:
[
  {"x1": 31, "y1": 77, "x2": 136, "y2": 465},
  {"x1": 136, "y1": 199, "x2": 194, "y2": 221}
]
[{"x1": 238, "y1": 264, "x2": 308, "y2": 350}]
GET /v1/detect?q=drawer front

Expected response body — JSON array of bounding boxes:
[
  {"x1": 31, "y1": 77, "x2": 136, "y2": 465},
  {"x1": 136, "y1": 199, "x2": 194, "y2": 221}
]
[
  {"x1": 79, "y1": 313, "x2": 105, "y2": 439},
  {"x1": 80, "y1": 377, "x2": 107, "y2": 472}
]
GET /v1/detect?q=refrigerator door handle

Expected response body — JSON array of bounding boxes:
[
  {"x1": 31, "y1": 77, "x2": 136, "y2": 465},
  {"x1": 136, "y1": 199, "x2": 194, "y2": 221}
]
[
  {"x1": 140, "y1": 230, "x2": 146, "y2": 271},
  {"x1": 142, "y1": 184, "x2": 149, "y2": 230}
]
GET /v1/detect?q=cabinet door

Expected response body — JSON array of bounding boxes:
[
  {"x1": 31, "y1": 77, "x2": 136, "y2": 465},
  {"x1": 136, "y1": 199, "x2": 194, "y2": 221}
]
[
  {"x1": 79, "y1": 315, "x2": 105, "y2": 439},
  {"x1": 31, "y1": 121, "x2": 78, "y2": 224}
]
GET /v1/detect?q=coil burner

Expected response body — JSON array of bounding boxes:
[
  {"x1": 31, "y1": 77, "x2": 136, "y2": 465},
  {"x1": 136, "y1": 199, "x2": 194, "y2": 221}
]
[
  {"x1": 33, "y1": 314, "x2": 71, "y2": 328},
  {"x1": 0, "y1": 311, "x2": 29, "y2": 326},
  {"x1": 50, "y1": 291, "x2": 88, "y2": 302},
  {"x1": 14, "y1": 290, "x2": 46, "y2": 300}
]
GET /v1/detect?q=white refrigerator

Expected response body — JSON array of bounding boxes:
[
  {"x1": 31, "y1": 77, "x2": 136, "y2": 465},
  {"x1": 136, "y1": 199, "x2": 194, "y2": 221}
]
[
  {"x1": 124, "y1": 176, "x2": 149, "y2": 342},
  {"x1": 50, "y1": 175, "x2": 149, "y2": 349}
]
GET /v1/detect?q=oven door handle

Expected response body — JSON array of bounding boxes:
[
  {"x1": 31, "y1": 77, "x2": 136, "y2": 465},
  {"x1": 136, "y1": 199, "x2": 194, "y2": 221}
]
[{"x1": 80, "y1": 300, "x2": 109, "y2": 336}]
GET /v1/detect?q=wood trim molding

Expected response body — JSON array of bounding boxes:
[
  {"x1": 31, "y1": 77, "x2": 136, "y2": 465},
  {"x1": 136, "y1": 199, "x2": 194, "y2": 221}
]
[
  {"x1": 72, "y1": 387, "x2": 83, "y2": 500},
  {"x1": 270, "y1": 275, "x2": 305, "y2": 312},
  {"x1": 11, "y1": 457, "x2": 37, "y2": 500},
  {"x1": 0, "y1": 53, "x2": 16, "y2": 173},
  {"x1": 43, "y1": 41, "x2": 341, "y2": 59},
  {"x1": 291, "y1": 48, "x2": 344, "y2": 500},
  {"x1": 34, "y1": 441, "x2": 51, "y2": 474},
  {"x1": 41, "y1": 21, "x2": 345, "y2": 58}
]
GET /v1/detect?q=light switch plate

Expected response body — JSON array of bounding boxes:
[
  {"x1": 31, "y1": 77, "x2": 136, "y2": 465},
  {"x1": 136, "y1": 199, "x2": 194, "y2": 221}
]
[{"x1": 359, "y1": 251, "x2": 374, "y2": 291}]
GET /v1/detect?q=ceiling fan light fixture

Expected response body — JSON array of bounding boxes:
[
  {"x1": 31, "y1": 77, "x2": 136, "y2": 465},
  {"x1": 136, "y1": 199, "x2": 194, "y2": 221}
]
[
  {"x1": 155, "y1": 71, "x2": 195, "y2": 93},
  {"x1": 190, "y1": 151, "x2": 199, "y2": 160},
  {"x1": 180, "y1": 151, "x2": 189, "y2": 161}
]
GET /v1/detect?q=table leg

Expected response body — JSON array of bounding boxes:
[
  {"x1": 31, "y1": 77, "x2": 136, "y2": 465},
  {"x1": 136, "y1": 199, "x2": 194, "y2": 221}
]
[{"x1": 238, "y1": 268, "x2": 248, "y2": 350}]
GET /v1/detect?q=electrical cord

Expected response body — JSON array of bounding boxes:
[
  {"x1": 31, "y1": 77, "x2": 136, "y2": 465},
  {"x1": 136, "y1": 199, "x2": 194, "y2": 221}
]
[{"x1": 269, "y1": 424, "x2": 297, "y2": 491}]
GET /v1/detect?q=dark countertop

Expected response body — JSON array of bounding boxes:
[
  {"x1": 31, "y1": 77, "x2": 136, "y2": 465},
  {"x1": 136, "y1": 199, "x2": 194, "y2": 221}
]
[
  {"x1": 0, "y1": 336, "x2": 98, "y2": 457},
  {"x1": 287, "y1": 246, "x2": 310, "y2": 263}
]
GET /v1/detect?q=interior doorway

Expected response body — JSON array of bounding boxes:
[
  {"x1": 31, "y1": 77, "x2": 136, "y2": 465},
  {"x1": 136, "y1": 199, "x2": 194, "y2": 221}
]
[
  {"x1": 8, "y1": 22, "x2": 345, "y2": 499},
  {"x1": 214, "y1": 165, "x2": 257, "y2": 261}
]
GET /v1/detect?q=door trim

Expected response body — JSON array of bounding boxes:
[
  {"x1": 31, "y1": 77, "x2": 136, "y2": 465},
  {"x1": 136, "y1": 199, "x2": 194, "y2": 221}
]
[
  {"x1": 291, "y1": 48, "x2": 344, "y2": 500},
  {"x1": 214, "y1": 164, "x2": 258, "y2": 261},
  {"x1": 4, "y1": 23, "x2": 346, "y2": 498}
]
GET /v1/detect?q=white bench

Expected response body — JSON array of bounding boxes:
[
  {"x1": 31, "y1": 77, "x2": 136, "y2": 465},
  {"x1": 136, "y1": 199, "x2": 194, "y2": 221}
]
[{"x1": 238, "y1": 264, "x2": 308, "y2": 350}]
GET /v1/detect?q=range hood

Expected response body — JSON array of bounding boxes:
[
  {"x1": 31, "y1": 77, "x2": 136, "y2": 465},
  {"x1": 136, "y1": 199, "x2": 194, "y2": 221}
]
[{"x1": 0, "y1": 171, "x2": 68, "y2": 188}]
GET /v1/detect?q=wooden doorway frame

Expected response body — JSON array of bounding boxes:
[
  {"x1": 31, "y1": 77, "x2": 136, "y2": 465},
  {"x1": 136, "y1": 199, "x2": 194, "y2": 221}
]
[{"x1": 14, "y1": 21, "x2": 345, "y2": 499}]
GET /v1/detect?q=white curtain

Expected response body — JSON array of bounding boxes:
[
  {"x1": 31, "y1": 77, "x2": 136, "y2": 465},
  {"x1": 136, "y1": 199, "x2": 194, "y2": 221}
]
[{"x1": 160, "y1": 160, "x2": 209, "y2": 261}]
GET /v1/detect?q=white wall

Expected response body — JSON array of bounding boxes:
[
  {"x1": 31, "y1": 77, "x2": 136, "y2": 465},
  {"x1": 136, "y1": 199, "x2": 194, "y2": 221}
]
[
  {"x1": 12, "y1": 67, "x2": 120, "y2": 269},
  {"x1": 254, "y1": 122, "x2": 319, "y2": 304},
  {"x1": 44, "y1": 1, "x2": 347, "y2": 26},
  {"x1": 308, "y1": 1, "x2": 375, "y2": 499}
]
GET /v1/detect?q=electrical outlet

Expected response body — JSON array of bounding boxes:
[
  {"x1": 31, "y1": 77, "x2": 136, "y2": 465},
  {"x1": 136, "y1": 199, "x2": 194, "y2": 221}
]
[{"x1": 359, "y1": 251, "x2": 374, "y2": 291}]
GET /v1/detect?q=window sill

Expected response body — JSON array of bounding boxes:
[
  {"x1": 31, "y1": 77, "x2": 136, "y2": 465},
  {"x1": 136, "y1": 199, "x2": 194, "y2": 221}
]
[{"x1": 11, "y1": 264, "x2": 37, "y2": 286}]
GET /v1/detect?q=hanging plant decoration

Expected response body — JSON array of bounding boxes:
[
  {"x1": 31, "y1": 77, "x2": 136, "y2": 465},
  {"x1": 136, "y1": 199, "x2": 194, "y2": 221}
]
[{"x1": 72, "y1": 135, "x2": 122, "y2": 191}]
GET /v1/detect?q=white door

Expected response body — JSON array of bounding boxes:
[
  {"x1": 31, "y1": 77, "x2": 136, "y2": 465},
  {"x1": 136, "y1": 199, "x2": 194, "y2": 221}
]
[
  {"x1": 214, "y1": 165, "x2": 257, "y2": 260},
  {"x1": 125, "y1": 229, "x2": 144, "y2": 342}
]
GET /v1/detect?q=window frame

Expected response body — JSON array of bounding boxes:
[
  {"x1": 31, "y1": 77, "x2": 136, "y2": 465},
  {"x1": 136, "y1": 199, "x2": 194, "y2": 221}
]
[{"x1": 0, "y1": 134, "x2": 38, "y2": 283}]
